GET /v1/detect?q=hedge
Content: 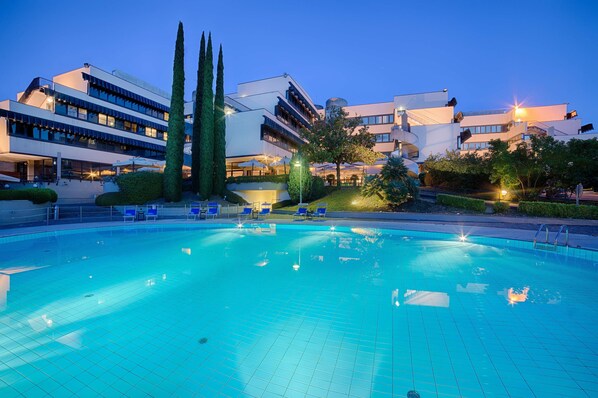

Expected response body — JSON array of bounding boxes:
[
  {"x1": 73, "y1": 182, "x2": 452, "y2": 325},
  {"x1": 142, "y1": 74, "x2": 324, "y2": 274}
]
[
  {"x1": 436, "y1": 193, "x2": 486, "y2": 212},
  {"x1": 0, "y1": 188, "x2": 58, "y2": 204},
  {"x1": 309, "y1": 176, "x2": 326, "y2": 201},
  {"x1": 518, "y1": 201, "x2": 598, "y2": 220},
  {"x1": 226, "y1": 175, "x2": 288, "y2": 184},
  {"x1": 493, "y1": 201, "x2": 509, "y2": 214},
  {"x1": 95, "y1": 192, "x2": 129, "y2": 206}
]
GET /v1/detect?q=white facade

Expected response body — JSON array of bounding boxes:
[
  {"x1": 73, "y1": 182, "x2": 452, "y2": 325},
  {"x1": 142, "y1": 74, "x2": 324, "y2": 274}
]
[
  {"x1": 0, "y1": 64, "x2": 189, "y2": 186},
  {"x1": 221, "y1": 74, "x2": 319, "y2": 176},
  {"x1": 334, "y1": 91, "x2": 592, "y2": 166}
]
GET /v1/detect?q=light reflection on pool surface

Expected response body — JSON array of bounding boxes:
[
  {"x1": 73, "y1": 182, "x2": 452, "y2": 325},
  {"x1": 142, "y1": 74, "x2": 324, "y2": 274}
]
[{"x1": 0, "y1": 225, "x2": 597, "y2": 397}]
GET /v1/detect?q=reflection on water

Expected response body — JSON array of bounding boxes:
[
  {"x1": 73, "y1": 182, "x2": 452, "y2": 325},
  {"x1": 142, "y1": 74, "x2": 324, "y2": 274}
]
[
  {"x1": 392, "y1": 289, "x2": 451, "y2": 308},
  {"x1": 456, "y1": 283, "x2": 489, "y2": 294}
]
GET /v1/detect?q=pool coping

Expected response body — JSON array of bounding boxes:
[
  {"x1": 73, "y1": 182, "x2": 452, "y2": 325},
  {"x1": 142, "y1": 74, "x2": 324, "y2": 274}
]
[{"x1": 1, "y1": 217, "x2": 597, "y2": 253}]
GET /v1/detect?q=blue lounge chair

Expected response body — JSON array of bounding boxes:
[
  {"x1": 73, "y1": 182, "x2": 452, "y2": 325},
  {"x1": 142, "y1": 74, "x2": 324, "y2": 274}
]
[
  {"x1": 314, "y1": 203, "x2": 327, "y2": 219},
  {"x1": 146, "y1": 205, "x2": 158, "y2": 221},
  {"x1": 123, "y1": 207, "x2": 136, "y2": 222},
  {"x1": 293, "y1": 204, "x2": 308, "y2": 220},
  {"x1": 187, "y1": 206, "x2": 201, "y2": 220},
  {"x1": 257, "y1": 203, "x2": 271, "y2": 220},
  {"x1": 239, "y1": 206, "x2": 253, "y2": 219},
  {"x1": 206, "y1": 202, "x2": 219, "y2": 219}
]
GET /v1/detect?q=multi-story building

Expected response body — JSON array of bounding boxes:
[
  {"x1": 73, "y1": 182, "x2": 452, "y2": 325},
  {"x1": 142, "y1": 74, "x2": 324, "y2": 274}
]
[
  {"x1": 458, "y1": 104, "x2": 590, "y2": 152},
  {"x1": 221, "y1": 74, "x2": 319, "y2": 176},
  {"x1": 0, "y1": 63, "x2": 193, "y2": 201},
  {"x1": 332, "y1": 90, "x2": 594, "y2": 174}
]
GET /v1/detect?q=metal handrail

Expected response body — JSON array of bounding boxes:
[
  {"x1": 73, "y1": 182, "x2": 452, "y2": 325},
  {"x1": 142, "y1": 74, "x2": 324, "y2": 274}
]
[
  {"x1": 533, "y1": 224, "x2": 549, "y2": 248},
  {"x1": 554, "y1": 225, "x2": 569, "y2": 247}
]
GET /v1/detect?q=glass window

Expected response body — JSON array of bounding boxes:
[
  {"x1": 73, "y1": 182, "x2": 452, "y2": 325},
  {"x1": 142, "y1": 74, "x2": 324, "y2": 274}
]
[
  {"x1": 124, "y1": 121, "x2": 131, "y2": 131},
  {"x1": 99, "y1": 89, "x2": 108, "y2": 101},
  {"x1": 88, "y1": 112, "x2": 98, "y2": 124},
  {"x1": 145, "y1": 127, "x2": 157, "y2": 138},
  {"x1": 163, "y1": 132, "x2": 168, "y2": 141},
  {"x1": 67, "y1": 105, "x2": 78, "y2": 118},
  {"x1": 107, "y1": 116, "x2": 115, "y2": 128},
  {"x1": 376, "y1": 116, "x2": 383, "y2": 124},
  {"x1": 115, "y1": 119, "x2": 124, "y2": 130},
  {"x1": 78, "y1": 108, "x2": 87, "y2": 120},
  {"x1": 98, "y1": 114, "x2": 107, "y2": 125},
  {"x1": 362, "y1": 117, "x2": 368, "y2": 125},
  {"x1": 389, "y1": 114, "x2": 394, "y2": 123},
  {"x1": 382, "y1": 115, "x2": 389, "y2": 124},
  {"x1": 164, "y1": 112, "x2": 169, "y2": 121},
  {"x1": 55, "y1": 102, "x2": 67, "y2": 115}
]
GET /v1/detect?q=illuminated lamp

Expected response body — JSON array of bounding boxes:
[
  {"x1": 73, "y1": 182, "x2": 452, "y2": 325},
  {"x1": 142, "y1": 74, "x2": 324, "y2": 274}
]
[{"x1": 566, "y1": 110, "x2": 577, "y2": 119}]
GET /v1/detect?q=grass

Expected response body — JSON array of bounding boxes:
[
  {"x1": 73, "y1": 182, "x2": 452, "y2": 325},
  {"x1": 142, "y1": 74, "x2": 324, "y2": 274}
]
[{"x1": 281, "y1": 188, "x2": 388, "y2": 212}]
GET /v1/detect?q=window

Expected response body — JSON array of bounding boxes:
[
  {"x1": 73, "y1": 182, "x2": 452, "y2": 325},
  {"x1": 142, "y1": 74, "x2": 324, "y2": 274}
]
[
  {"x1": 145, "y1": 127, "x2": 157, "y2": 138},
  {"x1": 98, "y1": 114, "x2": 107, "y2": 125},
  {"x1": 78, "y1": 108, "x2": 87, "y2": 120},
  {"x1": 67, "y1": 105, "x2": 78, "y2": 118},
  {"x1": 107, "y1": 116, "x2": 115, "y2": 128},
  {"x1": 375, "y1": 133, "x2": 391, "y2": 143},
  {"x1": 163, "y1": 132, "x2": 168, "y2": 141},
  {"x1": 164, "y1": 112, "x2": 169, "y2": 121},
  {"x1": 55, "y1": 102, "x2": 67, "y2": 115},
  {"x1": 360, "y1": 114, "x2": 395, "y2": 125},
  {"x1": 88, "y1": 112, "x2": 98, "y2": 124}
]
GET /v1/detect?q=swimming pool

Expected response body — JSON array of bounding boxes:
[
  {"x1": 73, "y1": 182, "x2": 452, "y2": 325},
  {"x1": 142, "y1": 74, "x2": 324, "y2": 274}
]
[{"x1": 1, "y1": 224, "x2": 597, "y2": 397}]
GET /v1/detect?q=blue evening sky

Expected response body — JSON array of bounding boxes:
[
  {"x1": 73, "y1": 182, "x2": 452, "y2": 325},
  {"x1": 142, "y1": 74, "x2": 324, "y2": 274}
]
[{"x1": 1, "y1": 0, "x2": 597, "y2": 124}]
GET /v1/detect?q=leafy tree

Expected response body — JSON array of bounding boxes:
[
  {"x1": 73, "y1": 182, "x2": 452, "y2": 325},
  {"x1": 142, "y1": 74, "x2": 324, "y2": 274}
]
[
  {"x1": 299, "y1": 106, "x2": 378, "y2": 188},
  {"x1": 487, "y1": 138, "x2": 545, "y2": 200},
  {"x1": 564, "y1": 138, "x2": 598, "y2": 192},
  {"x1": 212, "y1": 44, "x2": 226, "y2": 195},
  {"x1": 288, "y1": 153, "x2": 312, "y2": 203},
  {"x1": 191, "y1": 32, "x2": 206, "y2": 194},
  {"x1": 362, "y1": 156, "x2": 419, "y2": 209},
  {"x1": 163, "y1": 22, "x2": 185, "y2": 202},
  {"x1": 198, "y1": 33, "x2": 214, "y2": 199}
]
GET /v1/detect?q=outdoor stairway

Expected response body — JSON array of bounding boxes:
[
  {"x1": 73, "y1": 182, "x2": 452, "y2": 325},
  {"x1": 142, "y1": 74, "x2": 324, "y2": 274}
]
[{"x1": 533, "y1": 224, "x2": 569, "y2": 250}]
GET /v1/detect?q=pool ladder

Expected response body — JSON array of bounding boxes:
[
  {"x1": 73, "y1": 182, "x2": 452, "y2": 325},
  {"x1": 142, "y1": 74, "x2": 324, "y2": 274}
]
[{"x1": 533, "y1": 224, "x2": 569, "y2": 249}]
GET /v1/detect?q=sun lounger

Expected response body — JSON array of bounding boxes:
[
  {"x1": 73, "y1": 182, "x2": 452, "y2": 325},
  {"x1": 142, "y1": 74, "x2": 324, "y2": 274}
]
[
  {"x1": 187, "y1": 205, "x2": 201, "y2": 220},
  {"x1": 239, "y1": 206, "x2": 253, "y2": 219},
  {"x1": 123, "y1": 207, "x2": 136, "y2": 222},
  {"x1": 146, "y1": 205, "x2": 158, "y2": 221},
  {"x1": 206, "y1": 202, "x2": 219, "y2": 219},
  {"x1": 257, "y1": 203, "x2": 271, "y2": 220},
  {"x1": 314, "y1": 203, "x2": 327, "y2": 219},
  {"x1": 293, "y1": 203, "x2": 308, "y2": 220}
]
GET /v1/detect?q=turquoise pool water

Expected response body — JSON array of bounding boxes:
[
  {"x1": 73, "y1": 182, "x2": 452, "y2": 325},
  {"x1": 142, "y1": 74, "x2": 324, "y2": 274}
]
[{"x1": 0, "y1": 224, "x2": 597, "y2": 397}]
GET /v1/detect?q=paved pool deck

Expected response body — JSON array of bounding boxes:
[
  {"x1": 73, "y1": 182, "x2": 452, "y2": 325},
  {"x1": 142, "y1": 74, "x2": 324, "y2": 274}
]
[{"x1": 1, "y1": 212, "x2": 597, "y2": 252}]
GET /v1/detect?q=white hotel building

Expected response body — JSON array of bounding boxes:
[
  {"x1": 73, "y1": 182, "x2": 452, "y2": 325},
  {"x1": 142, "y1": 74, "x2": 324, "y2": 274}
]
[{"x1": 1, "y1": 63, "x2": 595, "y2": 201}]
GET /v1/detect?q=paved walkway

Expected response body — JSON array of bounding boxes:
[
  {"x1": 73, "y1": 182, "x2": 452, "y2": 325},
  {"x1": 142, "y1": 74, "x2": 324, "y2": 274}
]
[{"x1": 1, "y1": 212, "x2": 597, "y2": 252}]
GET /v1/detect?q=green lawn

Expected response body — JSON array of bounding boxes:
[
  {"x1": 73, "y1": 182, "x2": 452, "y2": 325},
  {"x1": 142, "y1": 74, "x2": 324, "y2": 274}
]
[{"x1": 281, "y1": 188, "x2": 388, "y2": 212}]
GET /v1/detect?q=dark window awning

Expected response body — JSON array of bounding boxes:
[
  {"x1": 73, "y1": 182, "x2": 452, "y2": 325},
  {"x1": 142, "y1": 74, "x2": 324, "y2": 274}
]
[
  {"x1": 276, "y1": 97, "x2": 311, "y2": 128},
  {"x1": 288, "y1": 82, "x2": 319, "y2": 117},
  {"x1": 82, "y1": 73, "x2": 170, "y2": 113},
  {"x1": 48, "y1": 89, "x2": 168, "y2": 132},
  {"x1": 262, "y1": 115, "x2": 305, "y2": 146},
  {"x1": 0, "y1": 109, "x2": 165, "y2": 152}
]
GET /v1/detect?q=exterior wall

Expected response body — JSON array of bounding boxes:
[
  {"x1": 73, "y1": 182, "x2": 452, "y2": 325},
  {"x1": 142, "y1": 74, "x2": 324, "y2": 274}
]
[
  {"x1": 394, "y1": 91, "x2": 449, "y2": 110},
  {"x1": 461, "y1": 112, "x2": 512, "y2": 127},
  {"x1": 407, "y1": 107, "x2": 454, "y2": 125},
  {"x1": 515, "y1": 104, "x2": 567, "y2": 122},
  {"x1": 229, "y1": 92, "x2": 280, "y2": 112},
  {"x1": 413, "y1": 123, "x2": 460, "y2": 160},
  {"x1": 343, "y1": 102, "x2": 394, "y2": 118},
  {"x1": 0, "y1": 117, "x2": 8, "y2": 153},
  {"x1": 53, "y1": 67, "x2": 89, "y2": 93},
  {"x1": 225, "y1": 110, "x2": 268, "y2": 158}
]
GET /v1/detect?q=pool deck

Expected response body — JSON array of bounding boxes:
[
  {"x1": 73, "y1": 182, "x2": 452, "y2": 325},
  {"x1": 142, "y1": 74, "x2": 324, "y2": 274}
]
[{"x1": 2, "y1": 213, "x2": 597, "y2": 251}]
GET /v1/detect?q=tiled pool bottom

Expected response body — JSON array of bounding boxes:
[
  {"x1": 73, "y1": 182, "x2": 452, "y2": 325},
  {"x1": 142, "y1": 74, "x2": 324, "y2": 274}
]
[{"x1": 0, "y1": 225, "x2": 597, "y2": 397}]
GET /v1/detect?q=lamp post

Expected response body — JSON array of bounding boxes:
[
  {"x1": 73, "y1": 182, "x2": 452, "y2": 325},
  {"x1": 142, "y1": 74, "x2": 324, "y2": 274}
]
[{"x1": 295, "y1": 159, "x2": 302, "y2": 203}]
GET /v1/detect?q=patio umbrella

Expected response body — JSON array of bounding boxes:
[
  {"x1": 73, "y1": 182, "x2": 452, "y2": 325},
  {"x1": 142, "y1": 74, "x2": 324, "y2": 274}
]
[
  {"x1": 0, "y1": 173, "x2": 20, "y2": 182},
  {"x1": 112, "y1": 157, "x2": 156, "y2": 172},
  {"x1": 238, "y1": 159, "x2": 267, "y2": 175},
  {"x1": 270, "y1": 156, "x2": 291, "y2": 174}
]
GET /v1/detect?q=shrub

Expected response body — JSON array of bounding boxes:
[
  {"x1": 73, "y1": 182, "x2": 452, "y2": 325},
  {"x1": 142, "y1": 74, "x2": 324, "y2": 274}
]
[
  {"x1": 436, "y1": 194, "x2": 486, "y2": 212},
  {"x1": 95, "y1": 192, "x2": 128, "y2": 206},
  {"x1": 518, "y1": 201, "x2": 598, "y2": 219},
  {"x1": 0, "y1": 188, "x2": 58, "y2": 204},
  {"x1": 288, "y1": 154, "x2": 312, "y2": 203},
  {"x1": 222, "y1": 189, "x2": 248, "y2": 205},
  {"x1": 309, "y1": 176, "x2": 326, "y2": 201},
  {"x1": 493, "y1": 201, "x2": 509, "y2": 214},
  {"x1": 116, "y1": 172, "x2": 164, "y2": 204},
  {"x1": 362, "y1": 157, "x2": 419, "y2": 209},
  {"x1": 226, "y1": 175, "x2": 288, "y2": 184}
]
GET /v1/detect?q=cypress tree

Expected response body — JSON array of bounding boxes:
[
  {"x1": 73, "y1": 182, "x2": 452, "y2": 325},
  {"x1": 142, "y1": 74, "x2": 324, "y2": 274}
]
[
  {"x1": 191, "y1": 33, "x2": 206, "y2": 194},
  {"x1": 212, "y1": 44, "x2": 226, "y2": 195},
  {"x1": 163, "y1": 22, "x2": 185, "y2": 202},
  {"x1": 198, "y1": 33, "x2": 214, "y2": 198}
]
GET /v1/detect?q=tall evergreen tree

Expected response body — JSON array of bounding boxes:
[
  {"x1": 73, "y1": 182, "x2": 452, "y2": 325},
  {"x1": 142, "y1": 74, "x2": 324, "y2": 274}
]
[
  {"x1": 191, "y1": 33, "x2": 206, "y2": 194},
  {"x1": 198, "y1": 33, "x2": 214, "y2": 198},
  {"x1": 163, "y1": 22, "x2": 185, "y2": 202},
  {"x1": 212, "y1": 44, "x2": 226, "y2": 195}
]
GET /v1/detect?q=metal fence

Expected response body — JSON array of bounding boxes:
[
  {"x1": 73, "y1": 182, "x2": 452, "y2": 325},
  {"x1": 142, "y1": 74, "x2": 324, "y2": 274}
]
[{"x1": 0, "y1": 203, "x2": 263, "y2": 229}]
